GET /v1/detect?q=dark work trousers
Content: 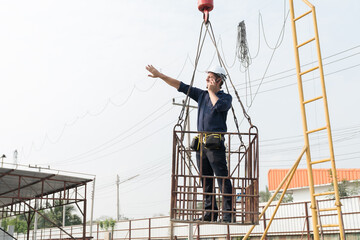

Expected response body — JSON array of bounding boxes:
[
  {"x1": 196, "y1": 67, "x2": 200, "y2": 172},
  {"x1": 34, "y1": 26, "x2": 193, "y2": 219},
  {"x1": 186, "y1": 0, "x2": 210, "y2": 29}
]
[{"x1": 196, "y1": 144, "x2": 233, "y2": 218}]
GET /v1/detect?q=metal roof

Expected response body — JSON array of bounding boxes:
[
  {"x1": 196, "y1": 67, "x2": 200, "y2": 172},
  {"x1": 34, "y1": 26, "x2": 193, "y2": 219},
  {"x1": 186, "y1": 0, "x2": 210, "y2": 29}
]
[
  {"x1": 268, "y1": 168, "x2": 360, "y2": 191},
  {"x1": 0, "y1": 167, "x2": 92, "y2": 209}
]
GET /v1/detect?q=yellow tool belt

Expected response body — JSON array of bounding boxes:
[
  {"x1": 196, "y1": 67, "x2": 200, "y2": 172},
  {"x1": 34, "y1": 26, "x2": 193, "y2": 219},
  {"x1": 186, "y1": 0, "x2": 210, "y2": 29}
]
[{"x1": 190, "y1": 133, "x2": 224, "y2": 151}]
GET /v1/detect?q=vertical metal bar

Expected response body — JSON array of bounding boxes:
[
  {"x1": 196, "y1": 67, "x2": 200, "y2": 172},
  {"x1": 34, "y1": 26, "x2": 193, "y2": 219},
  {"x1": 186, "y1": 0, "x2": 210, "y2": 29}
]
[
  {"x1": 26, "y1": 208, "x2": 31, "y2": 240},
  {"x1": 196, "y1": 224, "x2": 200, "y2": 240},
  {"x1": 148, "y1": 218, "x2": 151, "y2": 240},
  {"x1": 305, "y1": 202, "x2": 311, "y2": 240},
  {"x1": 128, "y1": 220, "x2": 132, "y2": 240},
  {"x1": 83, "y1": 184, "x2": 87, "y2": 240},
  {"x1": 263, "y1": 209, "x2": 267, "y2": 239},
  {"x1": 171, "y1": 131, "x2": 177, "y2": 219},
  {"x1": 226, "y1": 225, "x2": 230, "y2": 240},
  {"x1": 169, "y1": 221, "x2": 174, "y2": 240},
  {"x1": 90, "y1": 178, "x2": 96, "y2": 238},
  {"x1": 227, "y1": 133, "x2": 231, "y2": 174},
  {"x1": 97, "y1": 223, "x2": 99, "y2": 240}
]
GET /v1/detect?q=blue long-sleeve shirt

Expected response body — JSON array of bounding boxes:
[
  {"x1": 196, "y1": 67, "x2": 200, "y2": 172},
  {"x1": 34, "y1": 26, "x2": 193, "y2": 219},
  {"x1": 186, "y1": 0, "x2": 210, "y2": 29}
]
[{"x1": 177, "y1": 82, "x2": 232, "y2": 132}]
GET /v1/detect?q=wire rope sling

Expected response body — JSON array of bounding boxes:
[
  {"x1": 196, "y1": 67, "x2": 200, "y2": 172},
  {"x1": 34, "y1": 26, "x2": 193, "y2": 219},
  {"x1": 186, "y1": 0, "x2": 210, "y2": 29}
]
[{"x1": 170, "y1": 0, "x2": 259, "y2": 225}]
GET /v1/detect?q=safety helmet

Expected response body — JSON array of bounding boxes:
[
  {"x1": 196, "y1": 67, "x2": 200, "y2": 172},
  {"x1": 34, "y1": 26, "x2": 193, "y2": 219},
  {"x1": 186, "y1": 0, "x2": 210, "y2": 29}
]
[{"x1": 206, "y1": 65, "x2": 227, "y2": 80}]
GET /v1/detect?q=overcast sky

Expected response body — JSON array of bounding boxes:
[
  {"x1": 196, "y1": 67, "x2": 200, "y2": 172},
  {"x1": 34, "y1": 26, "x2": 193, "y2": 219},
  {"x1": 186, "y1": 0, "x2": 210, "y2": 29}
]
[{"x1": 0, "y1": 0, "x2": 359, "y2": 219}]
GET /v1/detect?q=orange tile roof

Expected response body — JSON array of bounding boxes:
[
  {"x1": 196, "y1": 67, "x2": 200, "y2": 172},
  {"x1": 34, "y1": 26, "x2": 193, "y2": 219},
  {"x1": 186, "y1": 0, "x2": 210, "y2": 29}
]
[{"x1": 268, "y1": 169, "x2": 360, "y2": 191}]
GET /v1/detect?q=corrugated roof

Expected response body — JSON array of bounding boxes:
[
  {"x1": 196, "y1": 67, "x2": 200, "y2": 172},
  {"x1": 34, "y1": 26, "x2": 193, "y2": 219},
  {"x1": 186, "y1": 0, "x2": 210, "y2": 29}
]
[
  {"x1": 268, "y1": 168, "x2": 360, "y2": 191},
  {"x1": 0, "y1": 167, "x2": 92, "y2": 209}
]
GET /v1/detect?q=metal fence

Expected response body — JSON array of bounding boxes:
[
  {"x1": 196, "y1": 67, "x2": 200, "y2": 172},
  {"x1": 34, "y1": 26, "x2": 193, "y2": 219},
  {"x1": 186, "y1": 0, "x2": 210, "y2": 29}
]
[{"x1": 13, "y1": 196, "x2": 360, "y2": 240}]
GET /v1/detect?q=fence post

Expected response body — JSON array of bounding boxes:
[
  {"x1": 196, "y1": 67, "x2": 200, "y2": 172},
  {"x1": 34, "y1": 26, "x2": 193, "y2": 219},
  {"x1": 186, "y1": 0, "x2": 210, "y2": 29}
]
[
  {"x1": 197, "y1": 224, "x2": 200, "y2": 240},
  {"x1": 305, "y1": 202, "x2": 311, "y2": 240},
  {"x1": 226, "y1": 225, "x2": 230, "y2": 240},
  {"x1": 129, "y1": 220, "x2": 131, "y2": 240},
  {"x1": 263, "y1": 206, "x2": 267, "y2": 240},
  {"x1": 97, "y1": 223, "x2": 99, "y2": 240},
  {"x1": 148, "y1": 218, "x2": 151, "y2": 240}
]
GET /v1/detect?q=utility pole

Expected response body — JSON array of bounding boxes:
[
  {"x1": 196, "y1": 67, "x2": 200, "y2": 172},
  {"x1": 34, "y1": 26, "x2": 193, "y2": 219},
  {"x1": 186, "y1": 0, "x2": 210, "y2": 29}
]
[
  {"x1": 89, "y1": 177, "x2": 96, "y2": 237},
  {"x1": 172, "y1": 98, "x2": 197, "y2": 240},
  {"x1": 116, "y1": 174, "x2": 139, "y2": 221},
  {"x1": 116, "y1": 175, "x2": 120, "y2": 221},
  {"x1": 13, "y1": 150, "x2": 18, "y2": 165},
  {"x1": 63, "y1": 205, "x2": 66, "y2": 227}
]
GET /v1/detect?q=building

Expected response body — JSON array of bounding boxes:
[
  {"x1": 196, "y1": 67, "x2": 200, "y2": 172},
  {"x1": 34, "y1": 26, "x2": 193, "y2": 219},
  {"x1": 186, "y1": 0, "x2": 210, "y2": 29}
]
[{"x1": 268, "y1": 168, "x2": 360, "y2": 201}]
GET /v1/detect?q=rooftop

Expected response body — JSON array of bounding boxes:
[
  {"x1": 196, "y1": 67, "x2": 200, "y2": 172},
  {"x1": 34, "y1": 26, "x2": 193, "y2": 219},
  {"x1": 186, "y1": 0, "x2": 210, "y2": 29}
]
[{"x1": 268, "y1": 168, "x2": 360, "y2": 191}]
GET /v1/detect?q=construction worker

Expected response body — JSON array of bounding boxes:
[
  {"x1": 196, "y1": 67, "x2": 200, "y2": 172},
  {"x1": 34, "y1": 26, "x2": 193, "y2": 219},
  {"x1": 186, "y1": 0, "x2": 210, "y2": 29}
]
[{"x1": 146, "y1": 65, "x2": 234, "y2": 223}]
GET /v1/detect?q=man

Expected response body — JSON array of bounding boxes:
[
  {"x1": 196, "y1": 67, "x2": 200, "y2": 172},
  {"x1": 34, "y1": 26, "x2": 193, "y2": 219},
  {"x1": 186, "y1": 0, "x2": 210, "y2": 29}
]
[{"x1": 146, "y1": 64, "x2": 234, "y2": 223}]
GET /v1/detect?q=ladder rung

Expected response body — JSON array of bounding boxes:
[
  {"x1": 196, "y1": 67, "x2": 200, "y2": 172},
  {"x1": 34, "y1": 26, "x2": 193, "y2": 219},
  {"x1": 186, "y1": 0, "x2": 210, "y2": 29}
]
[
  {"x1": 303, "y1": 96, "x2": 323, "y2": 104},
  {"x1": 300, "y1": 66, "x2": 319, "y2": 76},
  {"x1": 317, "y1": 224, "x2": 339, "y2": 228},
  {"x1": 294, "y1": 10, "x2": 312, "y2": 21},
  {"x1": 310, "y1": 158, "x2": 331, "y2": 165},
  {"x1": 318, "y1": 207, "x2": 337, "y2": 212},
  {"x1": 313, "y1": 191, "x2": 335, "y2": 197},
  {"x1": 297, "y1": 37, "x2": 316, "y2": 48},
  {"x1": 306, "y1": 126, "x2": 327, "y2": 134}
]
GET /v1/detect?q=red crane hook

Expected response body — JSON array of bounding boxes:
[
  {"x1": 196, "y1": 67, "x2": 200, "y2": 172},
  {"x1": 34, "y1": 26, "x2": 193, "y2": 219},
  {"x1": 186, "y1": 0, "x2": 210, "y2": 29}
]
[{"x1": 198, "y1": 0, "x2": 214, "y2": 23}]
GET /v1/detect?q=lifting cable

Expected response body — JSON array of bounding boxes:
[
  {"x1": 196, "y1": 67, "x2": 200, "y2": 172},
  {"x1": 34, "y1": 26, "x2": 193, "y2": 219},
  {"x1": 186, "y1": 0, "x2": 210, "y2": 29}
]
[
  {"x1": 207, "y1": 22, "x2": 257, "y2": 148},
  {"x1": 175, "y1": 22, "x2": 208, "y2": 137},
  {"x1": 175, "y1": 20, "x2": 257, "y2": 149}
]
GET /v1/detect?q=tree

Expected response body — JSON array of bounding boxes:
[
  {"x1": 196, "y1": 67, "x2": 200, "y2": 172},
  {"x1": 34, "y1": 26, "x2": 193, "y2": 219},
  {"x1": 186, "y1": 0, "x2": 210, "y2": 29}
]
[
  {"x1": 99, "y1": 218, "x2": 116, "y2": 240},
  {"x1": 259, "y1": 186, "x2": 271, "y2": 203},
  {"x1": 328, "y1": 170, "x2": 360, "y2": 199},
  {"x1": 1, "y1": 202, "x2": 82, "y2": 234},
  {"x1": 42, "y1": 203, "x2": 82, "y2": 227},
  {"x1": 259, "y1": 186, "x2": 293, "y2": 203}
]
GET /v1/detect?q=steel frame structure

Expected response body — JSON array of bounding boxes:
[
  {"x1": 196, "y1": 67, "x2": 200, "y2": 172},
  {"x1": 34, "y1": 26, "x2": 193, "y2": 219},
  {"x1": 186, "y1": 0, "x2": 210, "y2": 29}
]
[
  {"x1": 170, "y1": 130, "x2": 259, "y2": 225},
  {"x1": 0, "y1": 167, "x2": 92, "y2": 240}
]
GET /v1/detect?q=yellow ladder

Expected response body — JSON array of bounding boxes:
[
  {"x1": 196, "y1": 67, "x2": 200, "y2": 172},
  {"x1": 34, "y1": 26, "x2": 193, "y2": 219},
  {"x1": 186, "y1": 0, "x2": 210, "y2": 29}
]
[{"x1": 289, "y1": 1, "x2": 345, "y2": 239}]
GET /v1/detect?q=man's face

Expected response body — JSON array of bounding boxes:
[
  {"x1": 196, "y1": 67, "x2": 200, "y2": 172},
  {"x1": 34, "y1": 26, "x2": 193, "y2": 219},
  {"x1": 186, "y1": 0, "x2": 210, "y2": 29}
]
[{"x1": 206, "y1": 72, "x2": 221, "y2": 88}]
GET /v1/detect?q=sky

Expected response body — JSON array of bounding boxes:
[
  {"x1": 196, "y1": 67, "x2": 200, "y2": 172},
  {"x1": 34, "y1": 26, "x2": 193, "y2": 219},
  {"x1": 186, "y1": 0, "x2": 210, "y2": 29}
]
[{"x1": 0, "y1": 0, "x2": 359, "y2": 220}]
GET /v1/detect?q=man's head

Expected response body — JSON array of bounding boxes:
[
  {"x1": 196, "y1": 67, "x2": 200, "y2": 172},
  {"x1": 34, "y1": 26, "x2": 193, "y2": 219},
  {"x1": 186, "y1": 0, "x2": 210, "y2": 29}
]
[{"x1": 206, "y1": 66, "x2": 227, "y2": 89}]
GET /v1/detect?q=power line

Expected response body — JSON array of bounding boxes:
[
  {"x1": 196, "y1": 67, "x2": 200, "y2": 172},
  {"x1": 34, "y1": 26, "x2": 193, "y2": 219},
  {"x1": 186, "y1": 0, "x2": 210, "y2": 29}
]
[
  {"x1": 53, "y1": 101, "x2": 174, "y2": 165},
  {"x1": 59, "y1": 118, "x2": 177, "y2": 166},
  {"x1": 233, "y1": 45, "x2": 360, "y2": 88},
  {"x1": 235, "y1": 62, "x2": 360, "y2": 98}
]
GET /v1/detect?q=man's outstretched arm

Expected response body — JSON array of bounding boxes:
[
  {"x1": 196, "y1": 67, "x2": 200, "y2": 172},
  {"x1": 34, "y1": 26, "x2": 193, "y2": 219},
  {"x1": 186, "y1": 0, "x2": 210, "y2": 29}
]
[{"x1": 146, "y1": 65, "x2": 180, "y2": 89}]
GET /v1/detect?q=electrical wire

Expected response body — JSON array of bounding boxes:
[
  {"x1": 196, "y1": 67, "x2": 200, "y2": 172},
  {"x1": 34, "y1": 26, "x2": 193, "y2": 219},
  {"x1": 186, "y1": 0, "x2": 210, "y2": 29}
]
[
  {"x1": 52, "y1": 100, "x2": 172, "y2": 165},
  {"x1": 21, "y1": 79, "x2": 159, "y2": 159}
]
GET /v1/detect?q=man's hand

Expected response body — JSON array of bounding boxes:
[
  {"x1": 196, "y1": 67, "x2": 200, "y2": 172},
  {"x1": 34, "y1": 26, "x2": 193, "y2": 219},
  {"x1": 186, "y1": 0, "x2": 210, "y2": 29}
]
[
  {"x1": 208, "y1": 79, "x2": 220, "y2": 94},
  {"x1": 146, "y1": 65, "x2": 162, "y2": 78},
  {"x1": 208, "y1": 79, "x2": 221, "y2": 106},
  {"x1": 145, "y1": 64, "x2": 180, "y2": 89}
]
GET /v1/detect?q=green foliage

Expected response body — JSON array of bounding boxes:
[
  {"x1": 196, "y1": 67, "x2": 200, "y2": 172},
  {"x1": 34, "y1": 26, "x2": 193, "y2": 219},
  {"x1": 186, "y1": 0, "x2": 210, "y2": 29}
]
[
  {"x1": 328, "y1": 170, "x2": 360, "y2": 198},
  {"x1": 1, "y1": 215, "x2": 28, "y2": 234},
  {"x1": 99, "y1": 218, "x2": 116, "y2": 231},
  {"x1": 1, "y1": 202, "x2": 82, "y2": 234},
  {"x1": 99, "y1": 218, "x2": 116, "y2": 240},
  {"x1": 41, "y1": 202, "x2": 82, "y2": 227},
  {"x1": 259, "y1": 186, "x2": 293, "y2": 203},
  {"x1": 259, "y1": 186, "x2": 271, "y2": 203}
]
